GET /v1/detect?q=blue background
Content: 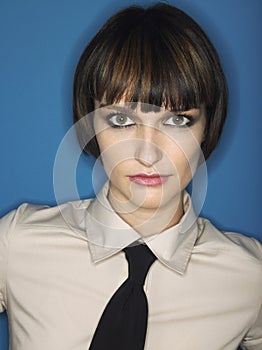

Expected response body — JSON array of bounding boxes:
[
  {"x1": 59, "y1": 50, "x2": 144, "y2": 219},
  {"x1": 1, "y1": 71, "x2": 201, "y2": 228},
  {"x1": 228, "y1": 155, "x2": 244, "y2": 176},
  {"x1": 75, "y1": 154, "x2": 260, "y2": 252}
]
[{"x1": 0, "y1": 0, "x2": 261, "y2": 347}]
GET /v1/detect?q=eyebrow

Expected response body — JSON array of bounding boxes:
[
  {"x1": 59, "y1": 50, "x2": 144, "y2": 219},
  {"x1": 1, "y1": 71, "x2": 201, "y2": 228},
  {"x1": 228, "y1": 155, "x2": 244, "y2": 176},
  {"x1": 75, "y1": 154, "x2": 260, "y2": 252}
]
[
  {"x1": 98, "y1": 103, "x2": 139, "y2": 115},
  {"x1": 97, "y1": 103, "x2": 201, "y2": 118}
]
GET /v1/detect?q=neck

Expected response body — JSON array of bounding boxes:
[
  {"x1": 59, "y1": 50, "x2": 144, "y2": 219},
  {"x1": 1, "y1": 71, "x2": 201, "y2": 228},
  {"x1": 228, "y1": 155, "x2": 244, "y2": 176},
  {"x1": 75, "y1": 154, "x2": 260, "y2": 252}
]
[{"x1": 108, "y1": 190, "x2": 184, "y2": 237}]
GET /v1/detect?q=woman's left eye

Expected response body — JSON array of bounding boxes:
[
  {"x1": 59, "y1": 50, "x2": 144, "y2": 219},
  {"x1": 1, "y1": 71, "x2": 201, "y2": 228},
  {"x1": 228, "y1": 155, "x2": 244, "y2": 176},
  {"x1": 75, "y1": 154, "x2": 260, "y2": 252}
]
[
  {"x1": 107, "y1": 113, "x2": 135, "y2": 128},
  {"x1": 163, "y1": 114, "x2": 192, "y2": 127}
]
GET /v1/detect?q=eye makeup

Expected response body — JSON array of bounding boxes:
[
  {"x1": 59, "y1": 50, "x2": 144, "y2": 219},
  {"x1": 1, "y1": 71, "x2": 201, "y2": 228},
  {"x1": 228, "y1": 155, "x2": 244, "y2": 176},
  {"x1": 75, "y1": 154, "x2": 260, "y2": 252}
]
[{"x1": 97, "y1": 103, "x2": 201, "y2": 130}]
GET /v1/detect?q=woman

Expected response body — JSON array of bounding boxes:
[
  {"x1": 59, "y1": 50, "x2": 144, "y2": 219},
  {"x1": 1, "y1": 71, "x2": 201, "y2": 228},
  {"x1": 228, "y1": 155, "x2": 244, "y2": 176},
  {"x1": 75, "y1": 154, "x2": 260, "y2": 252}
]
[{"x1": 0, "y1": 3, "x2": 261, "y2": 350}]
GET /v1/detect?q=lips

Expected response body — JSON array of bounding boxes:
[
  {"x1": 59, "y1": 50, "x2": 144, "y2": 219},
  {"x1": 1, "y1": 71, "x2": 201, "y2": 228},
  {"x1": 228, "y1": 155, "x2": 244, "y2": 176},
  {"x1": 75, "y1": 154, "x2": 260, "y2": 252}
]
[{"x1": 129, "y1": 173, "x2": 170, "y2": 186}]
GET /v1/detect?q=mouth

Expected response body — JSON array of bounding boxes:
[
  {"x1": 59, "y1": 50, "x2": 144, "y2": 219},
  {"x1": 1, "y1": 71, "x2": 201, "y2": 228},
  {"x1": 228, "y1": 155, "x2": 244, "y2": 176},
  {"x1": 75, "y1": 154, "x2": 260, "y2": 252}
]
[{"x1": 128, "y1": 173, "x2": 170, "y2": 186}]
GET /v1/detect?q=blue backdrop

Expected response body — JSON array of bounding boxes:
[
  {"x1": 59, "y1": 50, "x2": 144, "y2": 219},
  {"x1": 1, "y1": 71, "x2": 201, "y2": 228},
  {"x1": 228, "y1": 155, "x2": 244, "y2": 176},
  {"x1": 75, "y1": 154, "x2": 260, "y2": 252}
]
[{"x1": 0, "y1": 0, "x2": 261, "y2": 348}]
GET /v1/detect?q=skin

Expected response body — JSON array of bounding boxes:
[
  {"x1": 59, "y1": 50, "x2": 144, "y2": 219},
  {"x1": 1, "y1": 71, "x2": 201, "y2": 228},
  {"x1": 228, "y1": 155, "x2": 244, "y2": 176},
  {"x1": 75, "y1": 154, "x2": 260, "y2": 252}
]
[{"x1": 93, "y1": 101, "x2": 206, "y2": 236}]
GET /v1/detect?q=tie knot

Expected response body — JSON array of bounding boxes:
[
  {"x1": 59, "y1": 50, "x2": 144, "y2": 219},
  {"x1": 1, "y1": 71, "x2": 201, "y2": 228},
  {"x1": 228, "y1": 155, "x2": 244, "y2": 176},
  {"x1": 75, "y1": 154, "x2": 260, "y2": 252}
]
[{"x1": 123, "y1": 244, "x2": 156, "y2": 285}]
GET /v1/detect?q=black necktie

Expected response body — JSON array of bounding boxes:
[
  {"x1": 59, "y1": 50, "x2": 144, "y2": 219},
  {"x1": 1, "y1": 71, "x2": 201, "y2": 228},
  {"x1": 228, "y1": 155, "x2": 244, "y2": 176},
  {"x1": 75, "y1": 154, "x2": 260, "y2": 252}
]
[{"x1": 89, "y1": 243, "x2": 157, "y2": 350}]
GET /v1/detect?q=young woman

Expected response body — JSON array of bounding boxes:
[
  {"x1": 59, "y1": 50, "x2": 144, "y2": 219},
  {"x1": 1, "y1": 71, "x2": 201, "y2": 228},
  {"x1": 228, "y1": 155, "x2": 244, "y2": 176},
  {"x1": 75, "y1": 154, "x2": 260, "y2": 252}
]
[{"x1": 0, "y1": 3, "x2": 261, "y2": 350}]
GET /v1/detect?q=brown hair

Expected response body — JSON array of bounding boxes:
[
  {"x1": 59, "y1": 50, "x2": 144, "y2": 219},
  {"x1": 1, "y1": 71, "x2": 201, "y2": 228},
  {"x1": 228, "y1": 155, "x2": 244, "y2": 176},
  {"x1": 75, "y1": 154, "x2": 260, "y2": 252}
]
[{"x1": 73, "y1": 3, "x2": 227, "y2": 159}]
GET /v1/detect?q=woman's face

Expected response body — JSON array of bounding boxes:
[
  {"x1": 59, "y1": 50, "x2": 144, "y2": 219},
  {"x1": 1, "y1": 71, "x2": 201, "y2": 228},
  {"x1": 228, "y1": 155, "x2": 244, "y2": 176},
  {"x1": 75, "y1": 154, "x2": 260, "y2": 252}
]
[{"x1": 93, "y1": 102, "x2": 206, "y2": 212}]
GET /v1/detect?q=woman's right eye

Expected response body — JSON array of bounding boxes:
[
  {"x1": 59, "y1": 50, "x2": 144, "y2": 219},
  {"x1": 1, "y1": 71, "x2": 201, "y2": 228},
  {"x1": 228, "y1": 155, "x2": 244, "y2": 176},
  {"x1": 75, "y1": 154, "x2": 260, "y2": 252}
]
[{"x1": 107, "y1": 113, "x2": 135, "y2": 128}]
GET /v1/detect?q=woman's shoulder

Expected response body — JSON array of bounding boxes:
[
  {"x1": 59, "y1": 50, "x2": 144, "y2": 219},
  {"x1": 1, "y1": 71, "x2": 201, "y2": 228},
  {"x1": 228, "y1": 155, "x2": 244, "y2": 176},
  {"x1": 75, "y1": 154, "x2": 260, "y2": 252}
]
[
  {"x1": 197, "y1": 216, "x2": 262, "y2": 265},
  {"x1": 0, "y1": 198, "x2": 95, "y2": 238}
]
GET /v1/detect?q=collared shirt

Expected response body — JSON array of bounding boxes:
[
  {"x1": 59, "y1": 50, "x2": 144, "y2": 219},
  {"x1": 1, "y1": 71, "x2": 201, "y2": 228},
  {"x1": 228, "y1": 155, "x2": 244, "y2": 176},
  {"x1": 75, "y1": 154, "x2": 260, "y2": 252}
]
[{"x1": 0, "y1": 183, "x2": 262, "y2": 350}]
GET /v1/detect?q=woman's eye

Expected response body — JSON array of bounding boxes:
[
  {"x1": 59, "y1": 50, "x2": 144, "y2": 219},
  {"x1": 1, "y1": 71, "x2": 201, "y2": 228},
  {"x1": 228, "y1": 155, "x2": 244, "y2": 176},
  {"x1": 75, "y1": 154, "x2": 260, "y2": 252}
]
[
  {"x1": 163, "y1": 114, "x2": 192, "y2": 127},
  {"x1": 107, "y1": 113, "x2": 135, "y2": 128}
]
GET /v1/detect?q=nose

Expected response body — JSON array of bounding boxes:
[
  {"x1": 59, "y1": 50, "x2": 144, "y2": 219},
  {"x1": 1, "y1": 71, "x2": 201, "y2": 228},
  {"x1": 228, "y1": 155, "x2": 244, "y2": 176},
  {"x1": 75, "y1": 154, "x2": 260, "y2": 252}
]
[{"x1": 134, "y1": 126, "x2": 163, "y2": 167}]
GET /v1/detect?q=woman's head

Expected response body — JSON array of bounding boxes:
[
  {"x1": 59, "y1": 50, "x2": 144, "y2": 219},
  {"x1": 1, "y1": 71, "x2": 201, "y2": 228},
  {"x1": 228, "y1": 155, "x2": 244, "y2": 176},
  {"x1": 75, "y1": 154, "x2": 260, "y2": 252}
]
[{"x1": 73, "y1": 2, "x2": 227, "y2": 160}]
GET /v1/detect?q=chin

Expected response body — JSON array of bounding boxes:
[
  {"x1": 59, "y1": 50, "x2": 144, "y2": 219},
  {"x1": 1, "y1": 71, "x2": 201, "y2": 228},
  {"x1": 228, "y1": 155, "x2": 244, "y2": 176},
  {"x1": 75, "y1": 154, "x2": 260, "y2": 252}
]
[{"x1": 131, "y1": 189, "x2": 181, "y2": 211}]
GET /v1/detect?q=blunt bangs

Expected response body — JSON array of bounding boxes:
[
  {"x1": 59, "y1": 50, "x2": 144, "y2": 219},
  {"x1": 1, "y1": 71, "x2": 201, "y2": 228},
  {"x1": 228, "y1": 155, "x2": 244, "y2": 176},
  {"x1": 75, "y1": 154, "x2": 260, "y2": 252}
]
[{"x1": 73, "y1": 3, "x2": 228, "y2": 159}]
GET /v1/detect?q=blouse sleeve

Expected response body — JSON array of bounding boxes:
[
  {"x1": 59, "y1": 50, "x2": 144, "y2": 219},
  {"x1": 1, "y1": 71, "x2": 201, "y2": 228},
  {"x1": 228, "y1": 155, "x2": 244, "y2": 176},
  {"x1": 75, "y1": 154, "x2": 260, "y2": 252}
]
[
  {"x1": 0, "y1": 208, "x2": 17, "y2": 312},
  {"x1": 240, "y1": 239, "x2": 262, "y2": 350},
  {"x1": 241, "y1": 304, "x2": 262, "y2": 349}
]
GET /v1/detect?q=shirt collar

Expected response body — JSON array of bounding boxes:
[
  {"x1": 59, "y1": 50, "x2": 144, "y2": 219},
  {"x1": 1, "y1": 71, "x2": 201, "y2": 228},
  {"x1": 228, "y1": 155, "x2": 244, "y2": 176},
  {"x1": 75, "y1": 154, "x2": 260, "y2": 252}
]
[{"x1": 85, "y1": 182, "x2": 199, "y2": 275}]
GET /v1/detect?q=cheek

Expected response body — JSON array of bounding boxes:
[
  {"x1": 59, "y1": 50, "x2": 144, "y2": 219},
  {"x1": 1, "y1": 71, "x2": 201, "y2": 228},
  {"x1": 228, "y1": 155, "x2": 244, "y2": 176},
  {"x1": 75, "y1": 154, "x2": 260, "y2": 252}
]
[
  {"x1": 165, "y1": 135, "x2": 203, "y2": 181},
  {"x1": 96, "y1": 137, "x2": 133, "y2": 179},
  {"x1": 96, "y1": 133, "x2": 135, "y2": 166},
  {"x1": 95, "y1": 130, "x2": 117, "y2": 152}
]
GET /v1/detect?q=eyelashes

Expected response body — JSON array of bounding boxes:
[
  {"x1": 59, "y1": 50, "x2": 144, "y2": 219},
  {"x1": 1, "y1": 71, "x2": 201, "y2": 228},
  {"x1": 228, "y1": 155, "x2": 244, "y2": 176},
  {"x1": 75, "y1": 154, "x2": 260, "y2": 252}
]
[
  {"x1": 163, "y1": 114, "x2": 194, "y2": 127},
  {"x1": 106, "y1": 113, "x2": 135, "y2": 128},
  {"x1": 106, "y1": 112, "x2": 195, "y2": 129}
]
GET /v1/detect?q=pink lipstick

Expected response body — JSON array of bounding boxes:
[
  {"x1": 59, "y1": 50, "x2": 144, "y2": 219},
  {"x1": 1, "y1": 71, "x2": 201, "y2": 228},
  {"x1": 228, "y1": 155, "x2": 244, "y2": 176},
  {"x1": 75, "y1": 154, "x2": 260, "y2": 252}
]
[{"x1": 129, "y1": 174, "x2": 169, "y2": 186}]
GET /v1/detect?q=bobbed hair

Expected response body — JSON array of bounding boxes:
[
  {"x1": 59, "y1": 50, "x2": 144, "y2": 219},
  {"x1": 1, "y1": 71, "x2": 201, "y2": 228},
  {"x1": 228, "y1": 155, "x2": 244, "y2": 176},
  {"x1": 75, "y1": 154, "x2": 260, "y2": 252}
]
[{"x1": 73, "y1": 3, "x2": 228, "y2": 159}]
